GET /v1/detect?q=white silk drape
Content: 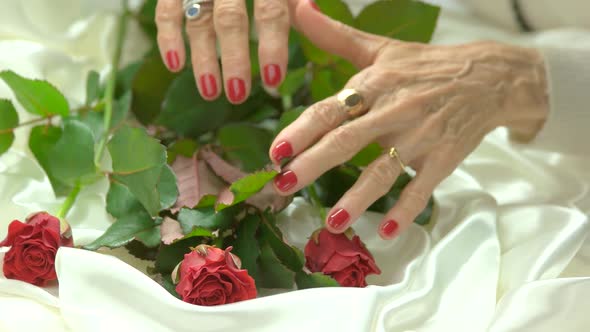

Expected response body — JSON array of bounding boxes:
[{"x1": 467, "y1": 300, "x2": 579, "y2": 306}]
[{"x1": 1, "y1": 1, "x2": 589, "y2": 331}]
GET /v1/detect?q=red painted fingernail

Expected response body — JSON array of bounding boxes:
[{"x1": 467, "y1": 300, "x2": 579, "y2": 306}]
[
  {"x1": 309, "y1": 0, "x2": 321, "y2": 12},
  {"x1": 328, "y1": 209, "x2": 350, "y2": 230},
  {"x1": 263, "y1": 64, "x2": 282, "y2": 87},
  {"x1": 381, "y1": 219, "x2": 400, "y2": 238},
  {"x1": 272, "y1": 142, "x2": 293, "y2": 163},
  {"x1": 199, "y1": 74, "x2": 218, "y2": 99},
  {"x1": 227, "y1": 78, "x2": 246, "y2": 103},
  {"x1": 274, "y1": 170, "x2": 298, "y2": 192},
  {"x1": 166, "y1": 51, "x2": 180, "y2": 71}
]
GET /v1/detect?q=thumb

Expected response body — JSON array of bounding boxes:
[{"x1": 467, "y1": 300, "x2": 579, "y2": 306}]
[{"x1": 288, "y1": 0, "x2": 387, "y2": 68}]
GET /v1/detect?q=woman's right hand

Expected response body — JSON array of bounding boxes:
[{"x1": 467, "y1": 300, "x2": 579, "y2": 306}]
[{"x1": 155, "y1": 0, "x2": 296, "y2": 104}]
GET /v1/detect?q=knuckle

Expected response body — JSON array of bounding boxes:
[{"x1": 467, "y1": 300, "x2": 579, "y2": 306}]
[
  {"x1": 330, "y1": 126, "x2": 360, "y2": 157},
  {"x1": 309, "y1": 103, "x2": 342, "y2": 129},
  {"x1": 366, "y1": 160, "x2": 398, "y2": 194},
  {"x1": 255, "y1": 0, "x2": 289, "y2": 25},
  {"x1": 215, "y1": 4, "x2": 248, "y2": 31},
  {"x1": 403, "y1": 189, "x2": 430, "y2": 211},
  {"x1": 185, "y1": 11, "x2": 214, "y2": 30},
  {"x1": 155, "y1": 2, "x2": 181, "y2": 24}
]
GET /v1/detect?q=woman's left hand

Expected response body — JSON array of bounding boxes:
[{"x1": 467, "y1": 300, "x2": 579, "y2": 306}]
[{"x1": 271, "y1": 1, "x2": 549, "y2": 239}]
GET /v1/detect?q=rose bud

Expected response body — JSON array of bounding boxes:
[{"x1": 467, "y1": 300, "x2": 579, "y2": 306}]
[
  {"x1": 304, "y1": 228, "x2": 381, "y2": 287},
  {"x1": 175, "y1": 245, "x2": 257, "y2": 306},
  {"x1": 0, "y1": 212, "x2": 74, "y2": 286}
]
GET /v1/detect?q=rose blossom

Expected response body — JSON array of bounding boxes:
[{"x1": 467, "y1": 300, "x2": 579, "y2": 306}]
[
  {"x1": 175, "y1": 245, "x2": 257, "y2": 306},
  {"x1": 304, "y1": 229, "x2": 381, "y2": 287},
  {"x1": 0, "y1": 212, "x2": 73, "y2": 286}
]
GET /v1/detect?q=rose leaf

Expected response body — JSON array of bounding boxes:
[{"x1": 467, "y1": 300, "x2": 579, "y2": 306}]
[
  {"x1": 85, "y1": 70, "x2": 101, "y2": 106},
  {"x1": 108, "y1": 126, "x2": 167, "y2": 216},
  {"x1": 0, "y1": 70, "x2": 69, "y2": 117},
  {"x1": 215, "y1": 170, "x2": 278, "y2": 212},
  {"x1": 276, "y1": 106, "x2": 305, "y2": 135},
  {"x1": 177, "y1": 206, "x2": 236, "y2": 234},
  {"x1": 0, "y1": 99, "x2": 18, "y2": 156},
  {"x1": 131, "y1": 56, "x2": 176, "y2": 124},
  {"x1": 84, "y1": 210, "x2": 158, "y2": 250},
  {"x1": 295, "y1": 271, "x2": 340, "y2": 290},
  {"x1": 217, "y1": 123, "x2": 273, "y2": 172},
  {"x1": 257, "y1": 240, "x2": 294, "y2": 289},
  {"x1": 259, "y1": 212, "x2": 305, "y2": 272},
  {"x1": 29, "y1": 125, "x2": 71, "y2": 196},
  {"x1": 348, "y1": 142, "x2": 382, "y2": 167},
  {"x1": 231, "y1": 214, "x2": 261, "y2": 281},
  {"x1": 158, "y1": 164, "x2": 179, "y2": 211},
  {"x1": 155, "y1": 237, "x2": 202, "y2": 274}
]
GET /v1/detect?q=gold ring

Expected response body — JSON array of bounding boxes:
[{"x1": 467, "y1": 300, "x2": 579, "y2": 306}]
[
  {"x1": 389, "y1": 147, "x2": 407, "y2": 172},
  {"x1": 337, "y1": 89, "x2": 366, "y2": 117}
]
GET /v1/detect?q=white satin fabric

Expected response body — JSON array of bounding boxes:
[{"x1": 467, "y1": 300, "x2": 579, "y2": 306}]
[{"x1": 1, "y1": 1, "x2": 589, "y2": 332}]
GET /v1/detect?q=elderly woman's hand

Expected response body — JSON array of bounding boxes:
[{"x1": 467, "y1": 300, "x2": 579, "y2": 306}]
[
  {"x1": 155, "y1": 0, "x2": 292, "y2": 103},
  {"x1": 271, "y1": 1, "x2": 549, "y2": 239}
]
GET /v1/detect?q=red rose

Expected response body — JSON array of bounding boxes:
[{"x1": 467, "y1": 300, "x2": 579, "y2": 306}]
[
  {"x1": 0, "y1": 212, "x2": 73, "y2": 286},
  {"x1": 175, "y1": 245, "x2": 257, "y2": 306},
  {"x1": 304, "y1": 229, "x2": 381, "y2": 287}
]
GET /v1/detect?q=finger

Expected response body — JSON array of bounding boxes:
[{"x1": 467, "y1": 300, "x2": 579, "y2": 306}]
[
  {"x1": 290, "y1": 0, "x2": 388, "y2": 68},
  {"x1": 269, "y1": 69, "x2": 377, "y2": 164},
  {"x1": 324, "y1": 152, "x2": 405, "y2": 233},
  {"x1": 378, "y1": 165, "x2": 445, "y2": 240},
  {"x1": 156, "y1": 0, "x2": 186, "y2": 72},
  {"x1": 214, "y1": 0, "x2": 251, "y2": 104},
  {"x1": 186, "y1": 4, "x2": 222, "y2": 100},
  {"x1": 273, "y1": 116, "x2": 379, "y2": 195},
  {"x1": 255, "y1": 0, "x2": 290, "y2": 88}
]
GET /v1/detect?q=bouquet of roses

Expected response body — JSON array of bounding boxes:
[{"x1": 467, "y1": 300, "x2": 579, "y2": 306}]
[{"x1": 0, "y1": 0, "x2": 438, "y2": 306}]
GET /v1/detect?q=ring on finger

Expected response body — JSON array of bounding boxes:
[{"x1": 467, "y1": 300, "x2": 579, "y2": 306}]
[
  {"x1": 337, "y1": 88, "x2": 367, "y2": 118},
  {"x1": 183, "y1": 0, "x2": 214, "y2": 20},
  {"x1": 389, "y1": 147, "x2": 409, "y2": 174}
]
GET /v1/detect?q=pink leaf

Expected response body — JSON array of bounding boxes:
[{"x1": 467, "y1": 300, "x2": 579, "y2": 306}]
[
  {"x1": 160, "y1": 217, "x2": 184, "y2": 245},
  {"x1": 200, "y1": 147, "x2": 245, "y2": 183}
]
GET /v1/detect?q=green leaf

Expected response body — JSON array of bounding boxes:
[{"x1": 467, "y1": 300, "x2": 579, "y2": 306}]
[
  {"x1": 131, "y1": 56, "x2": 176, "y2": 124},
  {"x1": 84, "y1": 210, "x2": 157, "y2": 250},
  {"x1": 177, "y1": 206, "x2": 237, "y2": 233},
  {"x1": 356, "y1": 0, "x2": 440, "y2": 43},
  {"x1": 29, "y1": 125, "x2": 71, "y2": 195},
  {"x1": 136, "y1": 222, "x2": 162, "y2": 248},
  {"x1": 276, "y1": 106, "x2": 305, "y2": 134},
  {"x1": 216, "y1": 170, "x2": 278, "y2": 211},
  {"x1": 180, "y1": 227, "x2": 214, "y2": 240},
  {"x1": 108, "y1": 126, "x2": 167, "y2": 216},
  {"x1": 155, "y1": 237, "x2": 201, "y2": 274},
  {"x1": 311, "y1": 69, "x2": 338, "y2": 102},
  {"x1": 106, "y1": 181, "x2": 145, "y2": 219},
  {"x1": 85, "y1": 70, "x2": 101, "y2": 106},
  {"x1": 349, "y1": 143, "x2": 382, "y2": 167},
  {"x1": 158, "y1": 165, "x2": 178, "y2": 210},
  {"x1": 232, "y1": 215, "x2": 260, "y2": 281},
  {"x1": 279, "y1": 67, "x2": 307, "y2": 97},
  {"x1": 76, "y1": 91, "x2": 131, "y2": 143},
  {"x1": 295, "y1": 271, "x2": 340, "y2": 289},
  {"x1": 48, "y1": 120, "x2": 97, "y2": 186},
  {"x1": 257, "y1": 240, "x2": 294, "y2": 289},
  {"x1": 259, "y1": 213, "x2": 304, "y2": 272},
  {"x1": 157, "y1": 70, "x2": 232, "y2": 137},
  {"x1": 244, "y1": 105, "x2": 280, "y2": 124},
  {"x1": 217, "y1": 123, "x2": 272, "y2": 172},
  {"x1": 160, "y1": 274, "x2": 181, "y2": 299},
  {"x1": 0, "y1": 70, "x2": 69, "y2": 117},
  {"x1": 166, "y1": 139, "x2": 199, "y2": 164},
  {"x1": 117, "y1": 62, "x2": 142, "y2": 94},
  {"x1": 0, "y1": 99, "x2": 18, "y2": 156}
]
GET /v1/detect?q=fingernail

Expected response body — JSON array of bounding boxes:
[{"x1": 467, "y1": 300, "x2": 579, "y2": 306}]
[
  {"x1": 274, "y1": 170, "x2": 298, "y2": 192},
  {"x1": 227, "y1": 78, "x2": 246, "y2": 103},
  {"x1": 263, "y1": 64, "x2": 282, "y2": 87},
  {"x1": 199, "y1": 74, "x2": 218, "y2": 99},
  {"x1": 272, "y1": 141, "x2": 293, "y2": 163},
  {"x1": 166, "y1": 51, "x2": 180, "y2": 71},
  {"x1": 309, "y1": 0, "x2": 321, "y2": 12},
  {"x1": 328, "y1": 209, "x2": 350, "y2": 230},
  {"x1": 381, "y1": 219, "x2": 399, "y2": 238}
]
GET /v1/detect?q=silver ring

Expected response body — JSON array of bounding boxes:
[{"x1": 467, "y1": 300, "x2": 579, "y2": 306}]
[{"x1": 183, "y1": 0, "x2": 214, "y2": 20}]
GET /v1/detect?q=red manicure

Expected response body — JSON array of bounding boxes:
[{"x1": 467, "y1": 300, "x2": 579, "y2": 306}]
[
  {"x1": 263, "y1": 64, "x2": 282, "y2": 87},
  {"x1": 166, "y1": 51, "x2": 180, "y2": 71},
  {"x1": 328, "y1": 209, "x2": 350, "y2": 230},
  {"x1": 227, "y1": 78, "x2": 246, "y2": 103},
  {"x1": 272, "y1": 142, "x2": 293, "y2": 163},
  {"x1": 309, "y1": 0, "x2": 321, "y2": 12},
  {"x1": 199, "y1": 74, "x2": 218, "y2": 99},
  {"x1": 274, "y1": 170, "x2": 298, "y2": 192},
  {"x1": 381, "y1": 219, "x2": 399, "y2": 238}
]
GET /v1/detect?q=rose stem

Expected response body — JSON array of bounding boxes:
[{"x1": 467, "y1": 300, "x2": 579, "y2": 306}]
[
  {"x1": 55, "y1": 0, "x2": 130, "y2": 220},
  {"x1": 94, "y1": 0, "x2": 130, "y2": 167}
]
